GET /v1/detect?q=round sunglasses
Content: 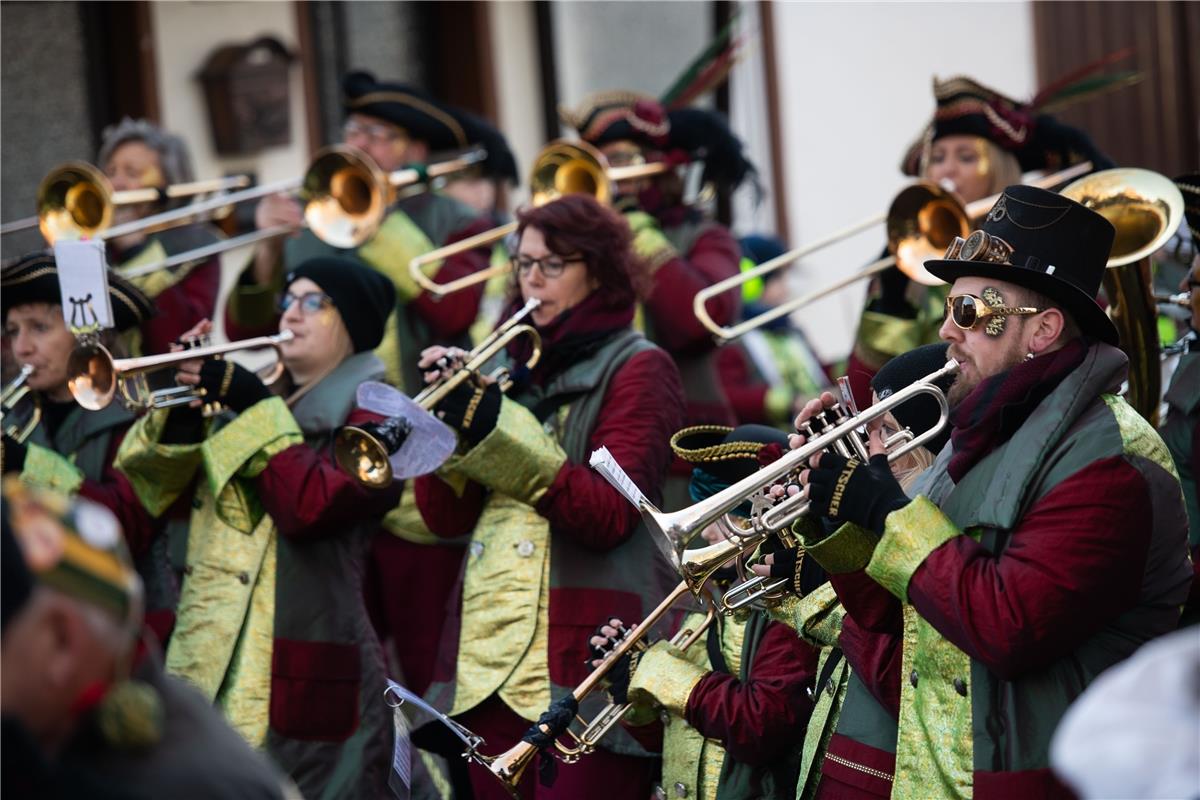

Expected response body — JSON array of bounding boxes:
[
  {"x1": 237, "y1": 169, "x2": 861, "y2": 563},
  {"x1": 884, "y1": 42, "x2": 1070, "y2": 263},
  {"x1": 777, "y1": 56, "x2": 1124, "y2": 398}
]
[{"x1": 945, "y1": 293, "x2": 1043, "y2": 330}]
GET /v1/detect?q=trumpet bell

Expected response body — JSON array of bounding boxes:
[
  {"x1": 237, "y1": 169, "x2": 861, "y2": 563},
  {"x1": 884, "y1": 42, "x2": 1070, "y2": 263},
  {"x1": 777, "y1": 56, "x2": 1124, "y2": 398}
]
[
  {"x1": 887, "y1": 182, "x2": 969, "y2": 286},
  {"x1": 1060, "y1": 168, "x2": 1186, "y2": 267},
  {"x1": 38, "y1": 162, "x2": 114, "y2": 244},
  {"x1": 66, "y1": 343, "x2": 118, "y2": 411},
  {"x1": 302, "y1": 145, "x2": 388, "y2": 249}
]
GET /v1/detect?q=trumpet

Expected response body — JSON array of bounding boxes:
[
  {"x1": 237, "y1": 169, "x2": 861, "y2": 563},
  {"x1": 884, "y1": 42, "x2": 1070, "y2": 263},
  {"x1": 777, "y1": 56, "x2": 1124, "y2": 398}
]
[
  {"x1": 65, "y1": 331, "x2": 294, "y2": 412},
  {"x1": 407, "y1": 139, "x2": 670, "y2": 299},
  {"x1": 695, "y1": 161, "x2": 1095, "y2": 343},
  {"x1": 333, "y1": 298, "x2": 543, "y2": 487},
  {"x1": 1156, "y1": 292, "x2": 1192, "y2": 308},
  {"x1": 2, "y1": 365, "x2": 40, "y2": 443},
  {"x1": 648, "y1": 361, "x2": 958, "y2": 583},
  {"x1": 466, "y1": 582, "x2": 719, "y2": 796}
]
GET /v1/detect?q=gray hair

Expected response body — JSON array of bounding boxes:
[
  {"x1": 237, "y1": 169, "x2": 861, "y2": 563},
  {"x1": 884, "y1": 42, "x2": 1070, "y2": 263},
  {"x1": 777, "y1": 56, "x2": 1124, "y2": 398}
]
[{"x1": 97, "y1": 118, "x2": 196, "y2": 187}]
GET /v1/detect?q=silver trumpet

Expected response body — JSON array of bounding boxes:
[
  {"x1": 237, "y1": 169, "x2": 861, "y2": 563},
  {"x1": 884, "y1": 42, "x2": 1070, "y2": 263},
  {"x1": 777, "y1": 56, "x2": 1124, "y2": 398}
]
[{"x1": 645, "y1": 360, "x2": 959, "y2": 612}]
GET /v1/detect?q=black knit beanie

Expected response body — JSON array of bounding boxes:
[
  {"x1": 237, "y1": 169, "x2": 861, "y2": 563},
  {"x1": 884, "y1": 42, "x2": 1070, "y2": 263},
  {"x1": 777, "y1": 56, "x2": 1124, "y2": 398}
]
[
  {"x1": 871, "y1": 343, "x2": 955, "y2": 454},
  {"x1": 285, "y1": 257, "x2": 396, "y2": 353}
]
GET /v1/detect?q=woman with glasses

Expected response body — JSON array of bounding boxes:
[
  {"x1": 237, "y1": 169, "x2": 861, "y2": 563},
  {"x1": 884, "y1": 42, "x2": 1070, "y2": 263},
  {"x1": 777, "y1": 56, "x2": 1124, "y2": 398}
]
[
  {"x1": 117, "y1": 256, "x2": 405, "y2": 799},
  {"x1": 413, "y1": 193, "x2": 685, "y2": 799}
]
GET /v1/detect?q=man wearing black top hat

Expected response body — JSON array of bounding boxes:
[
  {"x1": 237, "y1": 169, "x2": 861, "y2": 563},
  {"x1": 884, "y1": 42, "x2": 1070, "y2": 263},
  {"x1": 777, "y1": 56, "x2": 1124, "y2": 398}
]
[
  {"x1": 791, "y1": 185, "x2": 1190, "y2": 798},
  {"x1": 228, "y1": 71, "x2": 511, "y2": 396}
]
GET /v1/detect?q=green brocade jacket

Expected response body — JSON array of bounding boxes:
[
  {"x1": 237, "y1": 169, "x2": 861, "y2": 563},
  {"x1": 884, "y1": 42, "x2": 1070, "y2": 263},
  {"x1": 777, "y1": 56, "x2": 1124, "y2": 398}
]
[
  {"x1": 116, "y1": 352, "x2": 394, "y2": 800},
  {"x1": 804, "y1": 343, "x2": 1191, "y2": 798}
]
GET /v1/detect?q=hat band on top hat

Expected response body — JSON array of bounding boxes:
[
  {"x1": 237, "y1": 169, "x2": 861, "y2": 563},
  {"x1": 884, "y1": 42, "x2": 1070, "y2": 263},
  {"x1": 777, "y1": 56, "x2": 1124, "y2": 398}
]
[{"x1": 347, "y1": 91, "x2": 468, "y2": 148}]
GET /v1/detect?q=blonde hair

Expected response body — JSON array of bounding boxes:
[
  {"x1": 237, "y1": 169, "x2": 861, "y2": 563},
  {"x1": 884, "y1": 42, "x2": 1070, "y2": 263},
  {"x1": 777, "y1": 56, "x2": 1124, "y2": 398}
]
[{"x1": 983, "y1": 141, "x2": 1022, "y2": 195}]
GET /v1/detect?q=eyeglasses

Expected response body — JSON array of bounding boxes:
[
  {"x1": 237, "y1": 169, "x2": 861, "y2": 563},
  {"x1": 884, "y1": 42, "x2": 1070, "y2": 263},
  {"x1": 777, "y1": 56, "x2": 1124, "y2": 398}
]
[
  {"x1": 945, "y1": 293, "x2": 1043, "y2": 331},
  {"x1": 277, "y1": 291, "x2": 333, "y2": 315},
  {"x1": 342, "y1": 118, "x2": 408, "y2": 147},
  {"x1": 510, "y1": 254, "x2": 582, "y2": 279}
]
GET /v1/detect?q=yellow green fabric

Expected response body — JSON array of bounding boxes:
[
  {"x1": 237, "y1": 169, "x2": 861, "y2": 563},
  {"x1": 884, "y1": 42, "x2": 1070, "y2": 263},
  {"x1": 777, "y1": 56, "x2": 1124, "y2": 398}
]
[
  {"x1": 768, "y1": 583, "x2": 845, "y2": 649},
  {"x1": 453, "y1": 397, "x2": 567, "y2": 504},
  {"x1": 799, "y1": 522, "x2": 880, "y2": 575},
  {"x1": 226, "y1": 260, "x2": 285, "y2": 332},
  {"x1": 628, "y1": 639, "x2": 708, "y2": 717},
  {"x1": 799, "y1": 650, "x2": 851, "y2": 800},
  {"x1": 867, "y1": 496, "x2": 961, "y2": 600},
  {"x1": 1102, "y1": 394, "x2": 1180, "y2": 479},
  {"x1": 202, "y1": 398, "x2": 303, "y2": 533},
  {"x1": 116, "y1": 238, "x2": 197, "y2": 300},
  {"x1": 21, "y1": 443, "x2": 85, "y2": 495},
  {"x1": 114, "y1": 409, "x2": 204, "y2": 517},
  {"x1": 626, "y1": 210, "x2": 678, "y2": 273},
  {"x1": 115, "y1": 402, "x2": 289, "y2": 747},
  {"x1": 448, "y1": 493, "x2": 552, "y2": 720},
  {"x1": 358, "y1": 210, "x2": 439, "y2": 388},
  {"x1": 893, "y1": 604, "x2": 973, "y2": 799},
  {"x1": 854, "y1": 310, "x2": 928, "y2": 369}
]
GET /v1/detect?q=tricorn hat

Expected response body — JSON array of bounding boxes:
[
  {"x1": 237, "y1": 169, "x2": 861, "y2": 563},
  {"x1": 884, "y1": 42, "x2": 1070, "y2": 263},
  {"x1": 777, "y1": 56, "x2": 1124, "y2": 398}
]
[
  {"x1": 342, "y1": 71, "x2": 469, "y2": 152},
  {"x1": 925, "y1": 185, "x2": 1118, "y2": 345},
  {"x1": 1, "y1": 252, "x2": 154, "y2": 333}
]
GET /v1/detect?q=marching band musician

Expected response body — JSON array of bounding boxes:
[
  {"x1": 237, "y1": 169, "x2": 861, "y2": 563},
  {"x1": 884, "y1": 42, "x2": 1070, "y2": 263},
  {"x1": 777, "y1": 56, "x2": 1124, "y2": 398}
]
[
  {"x1": 228, "y1": 71, "x2": 497, "y2": 394},
  {"x1": 588, "y1": 424, "x2": 821, "y2": 800},
  {"x1": 846, "y1": 74, "x2": 1115, "y2": 409},
  {"x1": 116, "y1": 257, "x2": 403, "y2": 799},
  {"x1": 1, "y1": 253, "x2": 158, "y2": 566},
  {"x1": 793, "y1": 187, "x2": 1190, "y2": 798},
  {"x1": 97, "y1": 118, "x2": 223, "y2": 357},
  {"x1": 560, "y1": 91, "x2": 752, "y2": 508},
  {"x1": 413, "y1": 194, "x2": 684, "y2": 799}
]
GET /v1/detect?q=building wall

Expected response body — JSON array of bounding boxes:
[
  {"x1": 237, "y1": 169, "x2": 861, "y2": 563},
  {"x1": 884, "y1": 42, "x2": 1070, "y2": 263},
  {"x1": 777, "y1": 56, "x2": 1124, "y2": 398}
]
[
  {"x1": 1, "y1": 2, "x2": 95, "y2": 259},
  {"x1": 488, "y1": 1, "x2": 545, "y2": 206},
  {"x1": 767, "y1": 1, "x2": 1037, "y2": 361}
]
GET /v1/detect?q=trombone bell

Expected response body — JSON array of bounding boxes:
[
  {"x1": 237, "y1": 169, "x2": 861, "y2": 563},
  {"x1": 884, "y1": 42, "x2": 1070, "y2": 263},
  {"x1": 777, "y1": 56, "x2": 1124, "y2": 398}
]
[
  {"x1": 1060, "y1": 168, "x2": 1186, "y2": 268},
  {"x1": 302, "y1": 145, "x2": 388, "y2": 249},
  {"x1": 38, "y1": 162, "x2": 114, "y2": 244},
  {"x1": 887, "y1": 182, "x2": 969, "y2": 286}
]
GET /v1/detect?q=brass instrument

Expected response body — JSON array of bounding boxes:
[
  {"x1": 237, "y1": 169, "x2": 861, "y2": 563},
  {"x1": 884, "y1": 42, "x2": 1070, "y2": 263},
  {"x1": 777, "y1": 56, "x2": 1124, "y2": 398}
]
[
  {"x1": 696, "y1": 161, "x2": 1096, "y2": 343},
  {"x1": 467, "y1": 582, "x2": 719, "y2": 795},
  {"x1": 1060, "y1": 168, "x2": 1185, "y2": 424},
  {"x1": 407, "y1": 139, "x2": 670, "y2": 299},
  {"x1": 2, "y1": 365, "x2": 40, "y2": 443},
  {"x1": 1156, "y1": 291, "x2": 1191, "y2": 308},
  {"x1": 333, "y1": 298, "x2": 543, "y2": 487},
  {"x1": 65, "y1": 331, "x2": 294, "y2": 412},
  {"x1": 31, "y1": 146, "x2": 486, "y2": 274},
  {"x1": 8, "y1": 161, "x2": 251, "y2": 244}
]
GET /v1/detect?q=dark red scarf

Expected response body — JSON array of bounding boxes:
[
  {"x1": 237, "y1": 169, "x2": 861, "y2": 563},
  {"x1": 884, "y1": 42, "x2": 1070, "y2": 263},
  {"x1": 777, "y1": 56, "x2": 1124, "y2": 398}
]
[
  {"x1": 947, "y1": 338, "x2": 1089, "y2": 482},
  {"x1": 503, "y1": 292, "x2": 635, "y2": 389}
]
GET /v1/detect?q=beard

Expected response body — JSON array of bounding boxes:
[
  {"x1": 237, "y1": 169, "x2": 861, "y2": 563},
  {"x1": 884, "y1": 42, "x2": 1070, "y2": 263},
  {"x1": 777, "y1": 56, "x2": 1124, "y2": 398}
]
[{"x1": 946, "y1": 333, "x2": 1029, "y2": 407}]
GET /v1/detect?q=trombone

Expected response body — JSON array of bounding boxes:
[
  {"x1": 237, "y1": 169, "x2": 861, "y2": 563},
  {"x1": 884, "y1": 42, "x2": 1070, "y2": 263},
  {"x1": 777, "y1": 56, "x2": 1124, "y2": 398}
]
[
  {"x1": 407, "y1": 139, "x2": 671, "y2": 299},
  {"x1": 333, "y1": 298, "x2": 543, "y2": 487},
  {"x1": 2, "y1": 365, "x2": 40, "y2": 443},
  {"x1": 695, "y1": 161, "x2": 1096, "y2": 343},
  {"x1": 0, "y1": 161, "x2": 252, "y2": 242},
  {"x1": 65, "y1": 331, "x2": 294, "y2": 413},
  {"x1": 466, "y1": 581, "x2": 719, "y2": 795}
]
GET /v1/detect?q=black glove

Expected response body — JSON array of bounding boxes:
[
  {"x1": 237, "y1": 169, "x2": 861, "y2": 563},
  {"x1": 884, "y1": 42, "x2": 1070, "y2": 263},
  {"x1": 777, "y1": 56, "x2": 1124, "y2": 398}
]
[
  {"x1": 806, "y1": 452, "x2": 910, "y2": 534},
  {"x1": 520, "y1": 694, "x2": 580, "y2": 787},
  {"x1": 871, "y1": 266, "x2": 916, "y2": 318},
  {"x1": 588, "y1": 618, "x2": 639, "y2": 705},
  {"x1": 435, "y1": 381, "x2": 500, "y2": 447},
  {"x1": 357, "y1": 416, "x2": 412, "y2": 456},
  {"x1": 2, "y1": 434, "x2": 27, "y2": 473},
  {"x1": 197, "y1": 360, "x2": 271, "y2": 413},
  {"x1": 161, "y1": 404, "x2": 205, "y2": 445}
]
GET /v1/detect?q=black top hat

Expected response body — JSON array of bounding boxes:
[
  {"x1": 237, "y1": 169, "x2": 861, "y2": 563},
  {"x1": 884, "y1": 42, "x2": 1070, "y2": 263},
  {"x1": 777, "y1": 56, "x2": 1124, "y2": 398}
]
[
  {"x1": 925, "y1": 185, "x2": 1118, "y2": 345},
  {"x1": 342, "y1": 72, "x2": 469, "y2": 152},
  {"x1": 1, "y1": 252, "x2": 154, "y2": 333}
]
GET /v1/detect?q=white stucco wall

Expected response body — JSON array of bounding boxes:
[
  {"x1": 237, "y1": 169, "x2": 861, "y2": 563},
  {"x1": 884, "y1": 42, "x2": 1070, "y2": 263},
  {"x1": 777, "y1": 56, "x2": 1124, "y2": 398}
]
[{"x1": 767, "y1": 1, "x2": 1036, "y2": 361}]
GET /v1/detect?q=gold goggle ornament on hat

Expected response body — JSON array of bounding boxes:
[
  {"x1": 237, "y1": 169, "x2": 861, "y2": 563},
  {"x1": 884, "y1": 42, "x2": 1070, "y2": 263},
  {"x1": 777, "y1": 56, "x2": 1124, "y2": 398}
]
[{"x1": 943, "y1": 230, "x2": 1015, "y2": 264}]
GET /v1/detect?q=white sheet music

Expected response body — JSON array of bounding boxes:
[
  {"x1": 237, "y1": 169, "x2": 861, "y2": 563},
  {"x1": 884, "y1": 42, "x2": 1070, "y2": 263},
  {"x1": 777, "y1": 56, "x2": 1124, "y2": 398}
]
[{"x1": 589, "y1": 446, "x2": 649, "y2": 509}]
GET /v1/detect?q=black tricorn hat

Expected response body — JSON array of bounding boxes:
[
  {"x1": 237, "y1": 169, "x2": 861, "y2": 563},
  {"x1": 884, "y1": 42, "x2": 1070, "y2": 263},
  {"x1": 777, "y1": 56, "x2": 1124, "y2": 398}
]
[
  {"x1": 925, "y1": 185, "x2": 1118, "y2": 345},
  {"x1": 342, "y1": 71, "x2": 469, "y2": 152},
  {"x1": 448, "y1": 106, "x2": 519, "y2": 183},
  {"x1": 670, "y1": 423, "x2": 790, "y2": 486},
  {"x1": 1, "y1": 252, "x2": 154, "y2": 333}
]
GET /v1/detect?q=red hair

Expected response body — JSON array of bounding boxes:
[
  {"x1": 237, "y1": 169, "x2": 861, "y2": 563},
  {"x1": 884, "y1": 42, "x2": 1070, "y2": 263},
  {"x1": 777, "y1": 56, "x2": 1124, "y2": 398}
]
[{"x1": 515, "y1": 194, "x2": 649, "y2": 308}]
